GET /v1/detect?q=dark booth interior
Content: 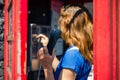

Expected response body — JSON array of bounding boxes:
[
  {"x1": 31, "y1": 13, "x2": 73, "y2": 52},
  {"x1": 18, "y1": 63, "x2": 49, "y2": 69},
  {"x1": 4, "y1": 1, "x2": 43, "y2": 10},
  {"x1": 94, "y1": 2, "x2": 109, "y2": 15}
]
[{"x1": 27, "y1": 0, "x2": 93, "y2": 80}]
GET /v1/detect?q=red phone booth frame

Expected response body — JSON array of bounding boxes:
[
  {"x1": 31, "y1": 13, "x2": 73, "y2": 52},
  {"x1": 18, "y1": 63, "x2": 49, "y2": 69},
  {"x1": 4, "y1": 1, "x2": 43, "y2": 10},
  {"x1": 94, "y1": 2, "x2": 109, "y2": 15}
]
[
  {"x1": 94, "y1": 0, "x2": 120, "y2": 80},
  {"x1": 4, "y1": 0, "x2": 27, "y2": 80},
  {"x1": 4, "y1": 0, "x2": 120, "y2": 80}
]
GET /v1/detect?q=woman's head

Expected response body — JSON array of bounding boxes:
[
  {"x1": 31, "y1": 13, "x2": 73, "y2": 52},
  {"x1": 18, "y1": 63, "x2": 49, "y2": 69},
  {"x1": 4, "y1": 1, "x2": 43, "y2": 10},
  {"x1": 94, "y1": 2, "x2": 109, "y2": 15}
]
[{"x1": 58, "y1": 4, "x2": 93, "y2": 64}]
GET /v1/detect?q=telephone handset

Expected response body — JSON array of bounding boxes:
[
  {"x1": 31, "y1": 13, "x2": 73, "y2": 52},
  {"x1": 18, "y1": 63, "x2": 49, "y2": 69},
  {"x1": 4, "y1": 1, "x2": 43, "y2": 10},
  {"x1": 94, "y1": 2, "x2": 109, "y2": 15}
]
[{"x1": 47, "y1": 27, "x2": 61, "y2": 55}]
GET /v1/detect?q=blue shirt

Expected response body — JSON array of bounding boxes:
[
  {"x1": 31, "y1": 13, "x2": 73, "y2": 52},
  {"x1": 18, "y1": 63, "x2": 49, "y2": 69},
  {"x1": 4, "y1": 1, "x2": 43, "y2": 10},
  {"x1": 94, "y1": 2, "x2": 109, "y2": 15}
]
[{"x1": 55, "y1": 46, "x2": 91, "y2": 80}]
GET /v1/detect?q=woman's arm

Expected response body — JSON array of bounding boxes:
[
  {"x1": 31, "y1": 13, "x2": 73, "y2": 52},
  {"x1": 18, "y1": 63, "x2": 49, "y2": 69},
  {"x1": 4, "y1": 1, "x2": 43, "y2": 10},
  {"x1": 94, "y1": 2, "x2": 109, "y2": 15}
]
[
  {"x1": 36, "y1": 34, "x2": 54, "y2": 80},
  {"x1": 38, "y1": 47, "x2": 55, "y2": 80},
  {"x1": 59, "y1": 69, "x2": 76, "y2": 80},
  {"x1": 52, "y1": 51, "x2": 59, "y2": 72},
  {"x1": 43, "y1": 68, "x2": 54, "y2": 80}
]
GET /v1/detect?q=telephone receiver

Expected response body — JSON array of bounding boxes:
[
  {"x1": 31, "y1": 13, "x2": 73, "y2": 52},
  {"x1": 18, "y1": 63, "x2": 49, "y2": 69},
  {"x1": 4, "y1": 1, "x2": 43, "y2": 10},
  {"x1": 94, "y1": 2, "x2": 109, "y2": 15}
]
[
  {"x1": 47, "y1": 26, "x2": 61, "y2": 55},
  {"x1": 34, "y1": 25, "x2": 61, "y2": 55}
]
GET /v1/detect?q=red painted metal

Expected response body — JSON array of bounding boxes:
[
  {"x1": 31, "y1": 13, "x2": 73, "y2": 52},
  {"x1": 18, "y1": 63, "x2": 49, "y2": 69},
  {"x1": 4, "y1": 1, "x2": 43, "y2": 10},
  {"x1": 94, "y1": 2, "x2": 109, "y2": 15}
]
[
  {"x1": 51, "y1": 0, "x2": 63, "y2": 13},
  {"x1": 94, "y1": 0, "x2": 120, "y2": 80},
  {"x1": 4, "y1": 0, "x2": 28, "y2": 80},
  {"x1": 20, "y1": 0, "x2": 28, "y2": 79},
  {"x1": 112, "y1": 0, "x2": 117, "y2": 80},
  {"x1": 12, "y1": 0, "x2": 18, "y2": 79},
  {"x1": 94, "y1": 0, "x2": 111, "y2": 80},
  {"x1": 4, "y1": 0, "x2": 9, "y2": 80},
  {"x1": 118, "y1": 0, "x2": 120, "y2": 79}
]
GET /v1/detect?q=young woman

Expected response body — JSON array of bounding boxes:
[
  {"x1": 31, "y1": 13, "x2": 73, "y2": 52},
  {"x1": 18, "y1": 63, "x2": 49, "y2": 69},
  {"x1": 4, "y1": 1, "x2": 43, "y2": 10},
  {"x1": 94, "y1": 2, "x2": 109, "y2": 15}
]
[{"x1": 37, "y1": 4, "x2": 93, "y2": 80}]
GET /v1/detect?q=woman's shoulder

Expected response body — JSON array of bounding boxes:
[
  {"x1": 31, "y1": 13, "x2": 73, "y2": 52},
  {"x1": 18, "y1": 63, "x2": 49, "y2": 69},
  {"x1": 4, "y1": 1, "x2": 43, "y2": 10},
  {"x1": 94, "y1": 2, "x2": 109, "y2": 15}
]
[
  {"x1": 61, "y1": 46, "x2": 85, "y2": 73},
  {"x1": 64, "y1": 46, "x2": 84, "y2": 62},
  {"x1": 65, "y1": 46, "x2": 81, "y2": 57},
  {"x1": 66, "y1": 46, "x2": 79, "y2": 52}
]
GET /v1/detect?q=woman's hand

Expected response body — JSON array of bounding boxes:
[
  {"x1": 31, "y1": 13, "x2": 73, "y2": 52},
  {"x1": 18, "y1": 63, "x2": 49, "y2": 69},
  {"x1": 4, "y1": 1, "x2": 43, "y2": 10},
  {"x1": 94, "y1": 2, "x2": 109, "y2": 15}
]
[
  {"x1": 36, "y1": 34, "x2": 55, "y2": 80},
  {"x1": 38, "y1": 47, "x2": 55, "y2": 80},
  {"x1": 37, "y1": 47, "x2": 54, "y2": 69},
  {"x1": 36, "y1": 34, "x2": 49, "y2": 47},
  {"x1": 36, "y1": 34, "x2": 54, "y2": 69}
]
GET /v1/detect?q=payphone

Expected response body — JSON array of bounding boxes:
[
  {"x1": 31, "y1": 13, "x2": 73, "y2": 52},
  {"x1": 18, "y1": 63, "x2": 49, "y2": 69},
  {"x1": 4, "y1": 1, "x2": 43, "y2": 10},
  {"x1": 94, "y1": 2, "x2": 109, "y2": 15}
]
[{"x1": 27, "y1": 0, "x2": 64, "y2": 80}]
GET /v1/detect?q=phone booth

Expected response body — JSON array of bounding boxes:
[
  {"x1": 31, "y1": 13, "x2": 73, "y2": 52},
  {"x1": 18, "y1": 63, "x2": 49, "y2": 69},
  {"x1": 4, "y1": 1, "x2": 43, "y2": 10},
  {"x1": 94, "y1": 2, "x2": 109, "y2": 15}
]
[
  {"x1": 4, "y1": 0, "x2": 120, "y2": 80},
  {"x1": 4, "y1": 0, "x2": 28, "y2": 80},
  {"x1": 94, "y1": 0, "x2": 120, "y2": 80}
]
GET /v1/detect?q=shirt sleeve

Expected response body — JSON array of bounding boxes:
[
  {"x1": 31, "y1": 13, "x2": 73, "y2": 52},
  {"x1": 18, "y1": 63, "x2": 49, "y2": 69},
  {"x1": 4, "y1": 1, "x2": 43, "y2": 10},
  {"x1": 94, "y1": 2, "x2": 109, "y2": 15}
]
[{"x1": 61, "y1": 48, "x2": 84, "y2": 74}]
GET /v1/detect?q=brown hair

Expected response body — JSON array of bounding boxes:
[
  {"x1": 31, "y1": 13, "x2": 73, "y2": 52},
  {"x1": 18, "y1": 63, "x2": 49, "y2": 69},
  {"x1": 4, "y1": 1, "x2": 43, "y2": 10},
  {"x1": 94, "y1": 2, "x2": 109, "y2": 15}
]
[{"x1": 58, "y1": 5, "x2": 93, "y2": 64}]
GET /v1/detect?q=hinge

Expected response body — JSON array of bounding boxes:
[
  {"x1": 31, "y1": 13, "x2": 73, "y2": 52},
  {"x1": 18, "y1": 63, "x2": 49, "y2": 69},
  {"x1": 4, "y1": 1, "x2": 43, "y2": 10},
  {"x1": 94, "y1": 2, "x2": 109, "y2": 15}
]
[{"x1": 7, "y1": 34, "x2": 14, "y2": 42}]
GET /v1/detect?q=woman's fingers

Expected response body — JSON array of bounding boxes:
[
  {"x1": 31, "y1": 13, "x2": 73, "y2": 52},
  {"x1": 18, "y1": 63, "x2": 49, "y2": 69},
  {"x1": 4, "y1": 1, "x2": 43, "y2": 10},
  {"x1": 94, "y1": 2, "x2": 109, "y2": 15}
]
[
  {"x1": 36, "y1": 34, "x2": 49, "y2": 46},
  {"x1": 37, "y1": 47, "x2": 49, "y2": 59},
  {"x1": 43, "y1": 46, "x2": 49, "y2": 54},
  {"x1": 37, "y1": 47, "x2": 54, "y2": 69},
  {"x1": 37, "y1": 48, "x2": 44, "y2": 59},
  {"x1": 36, "y1": 34, "x2": 48, "y2": 40}
]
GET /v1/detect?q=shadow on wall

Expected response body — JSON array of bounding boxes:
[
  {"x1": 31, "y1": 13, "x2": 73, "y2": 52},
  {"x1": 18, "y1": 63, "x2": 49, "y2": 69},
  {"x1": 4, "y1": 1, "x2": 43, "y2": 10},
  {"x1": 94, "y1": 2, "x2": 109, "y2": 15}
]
[{"x1": 0, "y1": 1, "x2": 4, "y2": 79}]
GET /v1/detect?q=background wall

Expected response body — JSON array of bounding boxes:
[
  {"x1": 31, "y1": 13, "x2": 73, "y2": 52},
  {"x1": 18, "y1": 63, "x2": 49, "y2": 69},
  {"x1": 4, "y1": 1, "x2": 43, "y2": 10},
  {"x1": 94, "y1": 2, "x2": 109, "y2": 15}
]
[{"x1": 0, "y1": 0, "x2": 4, "y2": 80}]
